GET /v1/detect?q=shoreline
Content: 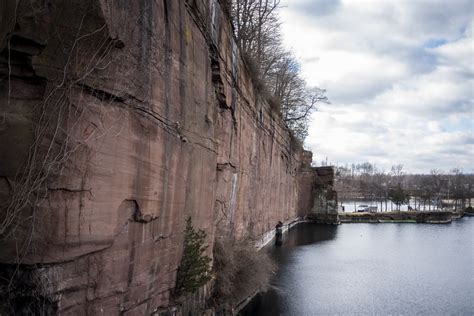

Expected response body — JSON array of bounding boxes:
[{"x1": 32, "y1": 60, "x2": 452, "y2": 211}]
[
  {"x1": 338, "y1": 210, "x2": 465, "y2": 224},
  {"x1": 255, "y1": 209, "x2": 469, "y2": 251},
  {"x1": 240, "y1": 214, "x2": 473, "y2": 315},
  {"x1": 239, "y1": 210, "x2": 469, "y2": 314}
]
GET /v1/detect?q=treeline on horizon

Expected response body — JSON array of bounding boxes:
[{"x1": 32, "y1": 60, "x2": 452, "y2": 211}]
[
  {"x1": 335, "y1": 162, "x2": 473, "y2": 210},
  {"x1": 224, "y1": 0, "x2": 328, "y2": 142}
]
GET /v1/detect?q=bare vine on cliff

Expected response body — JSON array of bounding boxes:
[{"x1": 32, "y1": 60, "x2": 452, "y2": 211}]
[{"x1": 0, "y1": 14, "x2": 123, "y2": 264}]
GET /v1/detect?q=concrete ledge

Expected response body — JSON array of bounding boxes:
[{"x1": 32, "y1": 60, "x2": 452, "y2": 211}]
[{"x1": 255, "y1": 217, "x2": 309, "y2": 250}]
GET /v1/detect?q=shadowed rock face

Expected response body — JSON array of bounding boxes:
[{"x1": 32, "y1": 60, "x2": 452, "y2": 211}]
[{"x1": 0, "y1": 0, "x2": 327, "y2": 313}]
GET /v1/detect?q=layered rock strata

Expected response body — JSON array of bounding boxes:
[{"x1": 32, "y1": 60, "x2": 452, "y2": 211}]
[{"x1": 0, "y1": 0, "x2": 330, "y2": 314}]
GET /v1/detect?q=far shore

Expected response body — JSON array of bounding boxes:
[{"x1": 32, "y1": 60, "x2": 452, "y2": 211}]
[{"x1": 338, "y1": 209, "x2": 469, "y2": 224}]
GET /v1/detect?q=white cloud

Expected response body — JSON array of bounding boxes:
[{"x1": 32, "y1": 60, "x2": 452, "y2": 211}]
[{"x1": 280, "y1": 0, "x2": 474, "y2": 173}]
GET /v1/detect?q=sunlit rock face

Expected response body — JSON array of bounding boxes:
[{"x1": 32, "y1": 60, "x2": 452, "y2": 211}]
[{"x1": 0, "y1": 0, "x2": 327, "y2": 313}]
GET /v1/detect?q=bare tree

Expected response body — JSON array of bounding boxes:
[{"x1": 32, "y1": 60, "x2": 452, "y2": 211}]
[
  {"x1": 390, "y1": 164, "x2": 404, "y2": 177},
  {"x1": 335, "y1": 161, "x2": 474, "y2": 212},
  {"x1": 231, "y1": 0, "x2": 328, "y2": 141},
  {"x1": 233, "y1": 0, "x2": 281, "y2": 66},
  {"x1": 450, "y1": 168, "x2": 468, "y2": 210}
]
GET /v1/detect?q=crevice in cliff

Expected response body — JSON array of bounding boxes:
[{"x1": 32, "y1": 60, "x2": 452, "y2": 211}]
[
  {"x1": 210, "y1": 46, "x2": 238, "y2": 131},
  {"x1": 152, "y1": 234, "x2": 169, "y2": 242},
  {"x1": 217, "y1": 162, "x2": 238, "y2": 172},
  {"x1": 211, "y1": 52, "x2": 227, "y2": 110},
  {"x1": 192, "y1": 0, "x2": 238, "y2": 130},
  {"x1": 7, "y1": 35, "x2": 45, "y2": 56},
  {"x1": 47, "y1": 187, "x2": 92, "y2": 195},
  {"x1": 129, "y1": 199, "x2": 159, "y2": 223},
  {"x1": 0, "y1": 34, "x2": 47, "y2": 83},
  {"x1": 77, "y1": 83, "x2": 126, "y2": 103}
]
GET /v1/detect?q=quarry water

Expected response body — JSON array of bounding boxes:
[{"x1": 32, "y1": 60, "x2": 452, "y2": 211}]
[{"x1": 241, "y1": 217, "x2": 474, "y2": 315}]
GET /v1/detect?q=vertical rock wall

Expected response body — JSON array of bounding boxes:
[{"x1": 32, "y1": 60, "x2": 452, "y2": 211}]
[
  {"x1": 0, "y1": 0, "x2": 322, "y2": 314},
  {"x1": 308, "y1": 166, "x2": 339, "y2": 224}
]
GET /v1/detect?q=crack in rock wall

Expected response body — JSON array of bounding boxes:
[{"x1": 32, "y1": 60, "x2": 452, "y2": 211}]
[{"x1": 0, "y1": 0, "x2": 326, "y2": 314}]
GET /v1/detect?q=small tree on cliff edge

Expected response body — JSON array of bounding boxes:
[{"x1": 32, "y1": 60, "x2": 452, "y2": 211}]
[
  {"x1": 174, "y1": 217, "x2": 212, "y2": 297},
  {"x1": 389, "y1": 184, "x2": 409, "y2": 211}
]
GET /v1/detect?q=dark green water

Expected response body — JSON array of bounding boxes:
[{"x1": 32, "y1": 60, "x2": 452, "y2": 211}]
[{"x1": 242, "y1": 217, "x2": 474, "y2": 315}]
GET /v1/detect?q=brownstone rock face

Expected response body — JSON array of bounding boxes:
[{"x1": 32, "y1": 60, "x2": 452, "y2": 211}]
[{"x1": 0, "y1": 0, "x2": 323, "y2": 313}]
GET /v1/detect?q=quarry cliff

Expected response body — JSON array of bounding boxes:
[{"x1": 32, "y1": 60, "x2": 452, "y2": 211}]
[{"x1": 0, "y1": 0, "x2": 334, "y2": 314}]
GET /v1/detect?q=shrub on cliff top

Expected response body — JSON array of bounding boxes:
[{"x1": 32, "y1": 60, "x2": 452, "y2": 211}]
[{"x1": 174, "y1": 217, "x2": 212, "y2": 297}]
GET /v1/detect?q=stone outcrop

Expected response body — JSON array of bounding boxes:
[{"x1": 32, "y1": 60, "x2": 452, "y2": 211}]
[
  {"x1": 0, "y1": 0, "x2": 330, "y2": 314},
  {"x1": 307, "y1": 166, "x2": 339, "y2": 224}
]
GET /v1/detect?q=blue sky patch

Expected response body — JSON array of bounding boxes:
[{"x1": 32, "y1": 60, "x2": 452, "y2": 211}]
[{"x1": 423, "y1": 38, "x2": 448, "y2": 49}]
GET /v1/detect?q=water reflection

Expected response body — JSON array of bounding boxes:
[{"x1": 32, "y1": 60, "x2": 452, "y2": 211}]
[
  {"x1": 242, "y1": 223, "x2": 337, "y2": 316},
  {"x1": 279, "y1": 223, "x2": 337, "y2": 248},
  {"x1": 241, "y1": 218, "x2": 474, "y2": 316}
]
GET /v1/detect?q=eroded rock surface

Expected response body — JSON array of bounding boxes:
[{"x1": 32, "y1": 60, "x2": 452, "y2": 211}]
[{"x1": 0, "y1": 0, "x2": 328, "y2": 314}]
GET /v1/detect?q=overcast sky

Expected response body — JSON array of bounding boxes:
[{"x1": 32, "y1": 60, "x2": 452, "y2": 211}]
[{"x1": 279, "y1": 0, "x2": 473, "y2": 173}]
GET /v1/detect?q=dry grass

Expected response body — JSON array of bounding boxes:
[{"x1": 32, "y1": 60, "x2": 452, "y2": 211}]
[
  {"x1": 242, "y1": 53, "x2": 265, "y2": 93},
  {"x1": 289, "y1": 130, "x2": 303, "y2": 153},
  {"x1": 212, "y1": 238, "x2": 276, "y2": 306},
  {"x1": 242, "y1": 52, "x2": 283, "y2": 118},
  {"x1": 267, "y1": 95, "x2": 282, "y2": 113}
]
